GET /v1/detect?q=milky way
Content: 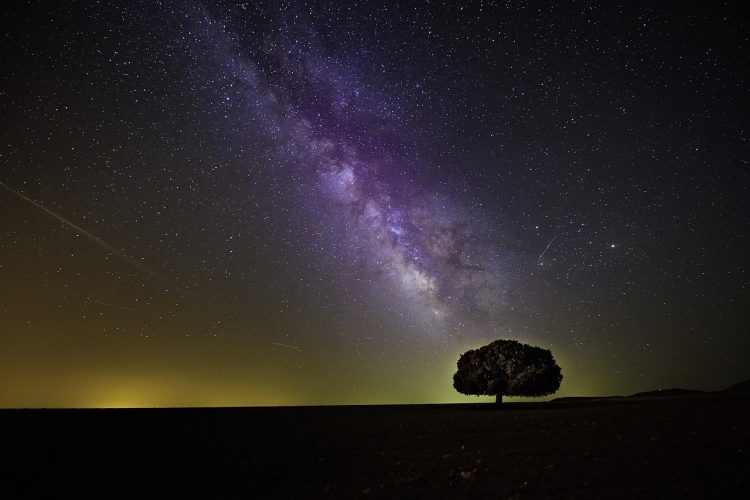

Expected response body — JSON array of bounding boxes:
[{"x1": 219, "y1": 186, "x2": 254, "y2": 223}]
[{"x1": 191, "y1": 4, "x2": 514, "y2": 333}]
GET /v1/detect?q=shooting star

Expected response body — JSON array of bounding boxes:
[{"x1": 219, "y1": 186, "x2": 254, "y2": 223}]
[
  {"x1": 0, "y1": 182, "x2": 157, "y2": 277},
  {"x1": 89, "y1": 299, "x2": 137, "y2": 312},
  {"x1": 247, "y1": 0, "x2": 264, "y2": 14},
  {"x1": 536, "y1": 234, "x2": 558, "y2": 265},
  {"x1": 272, "y1": 342, "x2": 301, "y2": 351}
]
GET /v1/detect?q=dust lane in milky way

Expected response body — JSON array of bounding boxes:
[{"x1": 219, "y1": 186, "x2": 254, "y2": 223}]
[{"x1": 190, "y1": 5, "x2": 515, "y2": 333}]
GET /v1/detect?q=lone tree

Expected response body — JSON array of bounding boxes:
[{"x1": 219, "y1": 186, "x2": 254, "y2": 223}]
[{"x1": 453, "y1": 339, "x2": 562, "y2": 405}]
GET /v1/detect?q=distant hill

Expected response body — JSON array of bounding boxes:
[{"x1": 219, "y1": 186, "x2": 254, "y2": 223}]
[
  {"x1": 551, "y1": 396, "x2": 620, "y2": 403},
  {"x1": 552, "y1": 379, "x2": 750, "y2": 402},
  {"x1": 553, "y1": 389, "x2": 703, "y2": 402},
  {"x1": 628, "y1": 388, "x2": 705, "y2": 398},
  {"x1": 725, "y1": 379, "x2": 750, "y2": 392},
  {"x1": 552, "y1": 396, "x2": 599, "y2": 402}
]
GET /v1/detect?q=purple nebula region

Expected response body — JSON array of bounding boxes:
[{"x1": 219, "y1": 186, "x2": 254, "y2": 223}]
[{"x1": 193, "y1": 8, "x2": 511, "y2": 330}]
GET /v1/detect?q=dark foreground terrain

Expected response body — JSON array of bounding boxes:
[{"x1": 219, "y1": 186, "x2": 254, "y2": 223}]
[{"x1": 3, "y1": 391, "x2": 749, "y2": 499}]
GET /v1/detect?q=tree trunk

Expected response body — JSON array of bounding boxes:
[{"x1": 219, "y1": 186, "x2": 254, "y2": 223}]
[{"x1": 496, "y1": 393, "x2": 503, "y2": 405}]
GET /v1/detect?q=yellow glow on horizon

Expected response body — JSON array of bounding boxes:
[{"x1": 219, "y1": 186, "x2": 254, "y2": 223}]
[
  {"x1": 78, "y1": 375, "x2": 300, "y2": 408},
  {"x1": 0, "y1": 327, "x2": 613, "y2": 409}
]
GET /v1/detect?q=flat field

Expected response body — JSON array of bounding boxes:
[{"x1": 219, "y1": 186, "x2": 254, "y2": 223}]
[{"x1": 3, "y1": 392, "x2": 748, "y2": 498}]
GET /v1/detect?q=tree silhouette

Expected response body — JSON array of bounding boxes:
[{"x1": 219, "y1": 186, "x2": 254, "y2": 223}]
[{"x1": 453, "y1": 339, "x2": 562, "y2": 404}]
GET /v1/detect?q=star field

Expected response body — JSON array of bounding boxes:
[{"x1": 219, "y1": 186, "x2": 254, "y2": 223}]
[{"x1": 0, "y1": 1, "x2": 747, "y2": 407}]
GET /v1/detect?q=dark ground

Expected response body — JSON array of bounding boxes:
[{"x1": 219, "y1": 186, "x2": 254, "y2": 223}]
[{"x1": 3, "y1": 391, "x2": 749, "y2": 499}]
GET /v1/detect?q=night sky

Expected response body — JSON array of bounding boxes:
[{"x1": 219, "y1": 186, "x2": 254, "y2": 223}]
[{"x1": 1, "y1": 1, "x2": 747, "y2": 408}]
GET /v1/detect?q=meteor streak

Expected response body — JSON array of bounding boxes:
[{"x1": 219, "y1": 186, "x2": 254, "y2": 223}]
[
  {"x1": 1, "y1": 182, "x2": 155, "y2": 277},
  {"x1": 272, "y1": 342, "x2": 301, "y2": 351},
  {"x1": 89, "y1": 299, "x2": 137, "y2": 312},
  {"x1": 537, "y1": 234, "x2": 558, "y2": 265}
]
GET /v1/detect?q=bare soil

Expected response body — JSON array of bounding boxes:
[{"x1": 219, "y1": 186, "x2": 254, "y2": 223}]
[{"x1": 2, "y1": 391, "x2": 748, "y2": 499}]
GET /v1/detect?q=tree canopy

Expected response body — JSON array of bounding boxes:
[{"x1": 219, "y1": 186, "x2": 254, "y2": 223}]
[{"x1": 453, "y1": 339, "x2": 562, "y2": 403}]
